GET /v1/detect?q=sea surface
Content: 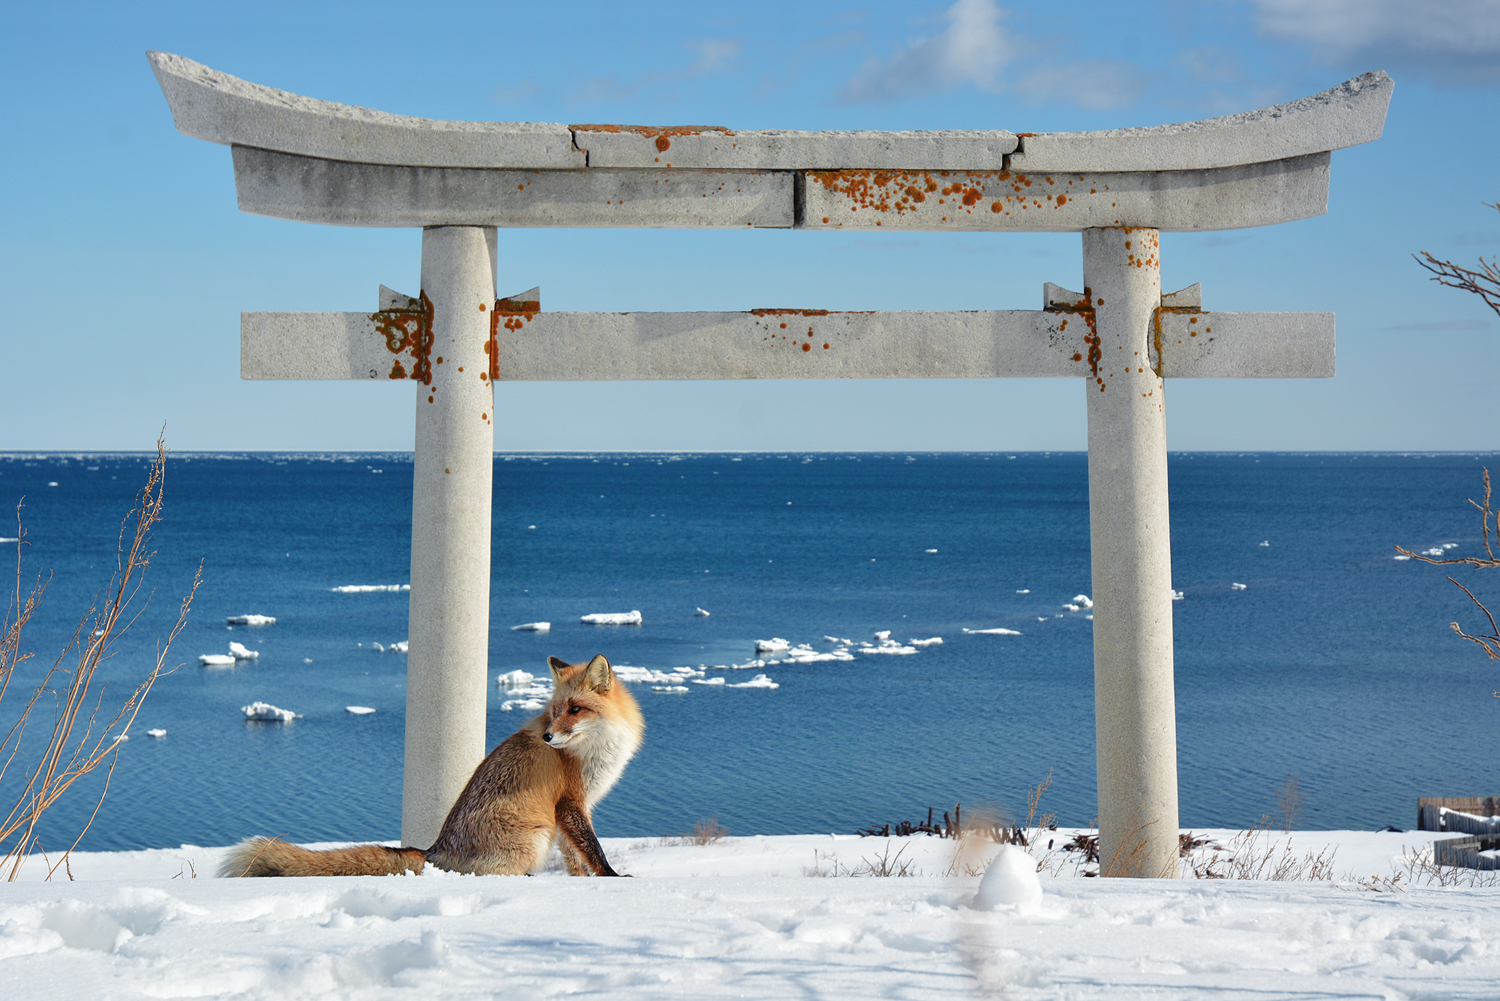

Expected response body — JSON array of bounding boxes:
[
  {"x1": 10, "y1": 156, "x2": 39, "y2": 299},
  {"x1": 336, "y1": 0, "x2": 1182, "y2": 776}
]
[{"x1": 0, "y1": 451, "x2": 1496, "y2": 853}]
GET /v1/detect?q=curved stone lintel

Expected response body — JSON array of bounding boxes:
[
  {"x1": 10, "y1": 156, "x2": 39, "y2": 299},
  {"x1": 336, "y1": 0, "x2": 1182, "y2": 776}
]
[
  {"x1": 1012, "y1": 71, "x2": 1392, "y2": 173},
  {"x1": 152, "y1": 52, "x2": 1389, "y2": 175}
]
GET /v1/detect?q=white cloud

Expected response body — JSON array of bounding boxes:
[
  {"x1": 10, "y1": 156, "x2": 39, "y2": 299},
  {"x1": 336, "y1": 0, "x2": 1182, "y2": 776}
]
[
  {"x1": 1251, "y1": 0, "x2": 1500, "y2": 82},
  {"x1": 841, "y1": 0, "x2": 1014, "y2": 102},
  {"x1": 687, "y1": 38, "x2": 741, "y2": 77}
]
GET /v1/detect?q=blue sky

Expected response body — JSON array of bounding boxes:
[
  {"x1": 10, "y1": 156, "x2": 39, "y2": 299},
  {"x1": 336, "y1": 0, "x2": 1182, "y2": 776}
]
[{"x1": 3, "y1": 0, "x2": 1497, "y2": 452}]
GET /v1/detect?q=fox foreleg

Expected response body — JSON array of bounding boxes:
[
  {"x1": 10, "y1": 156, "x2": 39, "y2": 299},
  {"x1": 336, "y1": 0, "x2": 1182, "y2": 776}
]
[{"x1": 555, "y1": 799, "x2": 623, "y2": 876}]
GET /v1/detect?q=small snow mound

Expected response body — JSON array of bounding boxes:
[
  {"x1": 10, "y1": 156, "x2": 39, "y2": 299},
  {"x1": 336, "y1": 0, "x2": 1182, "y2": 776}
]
[
  {"x1": 581, "y1": 611, "x2": 642, "y2": 625},
  {"x1": 198, "y1": 654, "x2": 236, "y2": 666},
  {"x1": 973, "y1": 845, "x2": 1043, "y2": 909},
  {"x1": 241, "y1": 702, "x2": 297, "y2": 722},
  {"x1": 226, "y1": 614, "x2": 275, "y2": 626},
  {"x1": 345, "y1": 706, "x2": 376, "y2": 715},
  {"x1": 228, "y1": 642, "x2": 258, "y2": 660},
  {"x1": 511, "y1": 622, "x2": 550, "y2": 632}
]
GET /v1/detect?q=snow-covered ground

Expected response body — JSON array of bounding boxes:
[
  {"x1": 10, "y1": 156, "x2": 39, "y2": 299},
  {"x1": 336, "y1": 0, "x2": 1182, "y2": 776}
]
[{"x1": 2, "y1": 830, "x2": 1497, "y2": 999}]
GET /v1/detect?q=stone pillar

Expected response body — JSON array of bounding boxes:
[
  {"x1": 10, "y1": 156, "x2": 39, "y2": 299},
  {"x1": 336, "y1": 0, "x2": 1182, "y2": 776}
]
[
  {"x1": 1082, "y1": 226, "x2": 1180, "y2": 878},
  {"x1": 402, "y1": 226, "x2": 497, "y2": 847}
]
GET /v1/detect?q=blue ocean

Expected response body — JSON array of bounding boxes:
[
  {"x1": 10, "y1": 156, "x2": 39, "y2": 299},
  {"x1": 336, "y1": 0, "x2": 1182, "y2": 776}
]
[{"x1": 1, "y1": 451, "x2": 1496, "y2": 854}]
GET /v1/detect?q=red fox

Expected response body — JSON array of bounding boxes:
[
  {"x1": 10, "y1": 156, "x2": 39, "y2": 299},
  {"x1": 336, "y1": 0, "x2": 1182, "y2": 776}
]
[{"x1": 218, "y1": 654, "x2": 644, "y2": 878}]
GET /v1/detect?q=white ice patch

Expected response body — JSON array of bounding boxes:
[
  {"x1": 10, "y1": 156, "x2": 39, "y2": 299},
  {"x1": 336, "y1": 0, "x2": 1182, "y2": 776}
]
[
  {"x1": 582, "y1": 611, "x2": 642, "y2": 625},
  {"x1": 331, "y1": 584, "x2": 410, "y2": 593},
  {"x1": 198, "y1": 654, "x2": 236, "y2": 667},
  {"x1": 1394, "y1": 554, "x2": 1412, "y2": 560},
  {"x1": 241, "y1": 702, "x2": 297, "y2": 722},
  {"x1": 613, "y1": 665, "x2": 703, "y2": 685},
  {"x1": 228, "y1": 642, "x2": 258, "y2": 660},
  {"x1": 511, "y1": 622, "x2": 550, "y2": 632},
  {"x1": 695, "y1": 607, "x2": 711, "y2": 617},
  {"x1": 497, "y1": 670, "x2": 536, "y2": 688},
  {"x1": 1231, "y1": 582, "x2": 1248, "y2": 591},
  {"x1": 1171, "y1": 590, "x2": 1185, "y2": 601},
  {"x1": 692, "y1": 678, "x2": 726, "y2": 686},
  {"x1": 963, "y1": 627, "x2": 1021, "y2": 636},
  {"x1": 226, "y1": 614, "x2": 275, "y2": 626},
  {"x1": 345, "y1": 706, "x2": 376, "y2": 715},
  {"x1": 501, "y1": 698, "x2": 546, "y2": 712},
  {"x1": 727, "y1": 674, "x2": 779, "y2": 689},
  {"x1": 910, "y1": 637, "x2": 943, "y2": 647},
  {"x1": 1072, "y1": 594, "x2": 1093, "y2": 609},
  {"x1": 146, "y1": 728, "x2": 166, "y2": 738},
  {"x1": 755, "y1": 638, "x2": 791, "y2": 653},
  {"x1": 653, "y1": 686, "x2": 690, "y2": 693}
]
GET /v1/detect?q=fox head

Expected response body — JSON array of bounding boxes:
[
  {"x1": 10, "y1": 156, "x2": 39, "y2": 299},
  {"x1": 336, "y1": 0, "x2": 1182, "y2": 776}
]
[{"x1": 542, "y1": 654, "x2": 626, "y2": 750}]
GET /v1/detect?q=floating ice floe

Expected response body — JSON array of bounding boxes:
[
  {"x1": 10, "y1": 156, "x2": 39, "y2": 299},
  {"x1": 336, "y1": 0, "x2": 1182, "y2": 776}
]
[
  {"x1": 0, "y1": 537, "x2": 18, "y2": 544},
  {"x1": 1072, "y1": 594, "x2": 1093, "y2": 609},
  {"x1": 227, "y1": 614, "x2": 275, "y2": 626},
  {"x1": 1421, "y1": 547, "x2": 1446, "y2": 557},
  {"x1": 693, "y1": 677, "x2": 726, "y2": 686},
  {"x1": 228, "y1": 642, "x2": 258, "y2": 660},
  {"x1": 910, "y1": 637, "x2": 943, "y2": 647},
  {"x1": 1172, "y1": 590, "x2": 1185, "y2": 601},
  {"x1": 345, "y1": 706, "x2": 376, "y2": 715},
  {"x1": 1393, "y1": 554, "x2": 1412, "y2": 561},
  {"x1": 963, "y1": 627, "x2": 1022, "y2": 636},
  {"x1": 390, "y1": 641, "x2": 408, "y2": 653},
  {"x1": 1231, "y1": 582, "x2": 1248, "y2": 591},
  {"x1": 653, "y1": 686, "x2": 690, "y2": 693},
  {"x1": 1016, "y1": 589, "x2": 1030, "y2": 594},
  {"x1": 582, "y1": 611, "x2": 642, "y2": 625},
  {"x1": 198, "y1": 654, "x2": 237, "y2": 666},
  {"x1": 755, "y1": 638, "x2": 791, "y2": 653},
  {"x1": 1064, "y1": 604, "x2": 1081, "y2": 612},
  {"x1": 614, "y1": 664, "x2": 703, "y2": 685},
  {"x1": 241, "y1": 702, "x2": 298, "y2": 722},
  {"x1": 925, "y1": 549, "x2": 938, "y2": 553},
  {"x1": 777, "y1": 645, "x2": 855, "y2": 664},
  {"x1": 146, "y1": 728, "x2": 167, "y2": 738},
  {"x1": 857, "y1": 633, "x2": 918, "y2": 655},
  {"x1": 874, "y1": 630, "x2": 891, "y2": 641},
  {"x1": 727, "y1": 674, "x2": 779, "y2": 689},
  {"x1": 501, "y1": 698, "x2": 547, "y2": 712},
  {"x1": 497, "y1": 670, "x2": 536, "y2": 688},
  {"x1": 695, "y1": 607, "x2": 711, "y2": 617},
  {"x1": 1259, "y1": 541, "x2": 1270, "y2": 547},
  {"x1": 511, "y1": 622, "x2": 551, "y2": 632},
  {"x1": 331, "y1": 584, "x2": 410, "y2": 593}
]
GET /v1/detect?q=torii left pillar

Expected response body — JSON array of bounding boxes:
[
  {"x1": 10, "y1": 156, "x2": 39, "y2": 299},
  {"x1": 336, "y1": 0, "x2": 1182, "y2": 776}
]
[{"x1": 402, "y1": 226, "x2": 498, "y2": 848}]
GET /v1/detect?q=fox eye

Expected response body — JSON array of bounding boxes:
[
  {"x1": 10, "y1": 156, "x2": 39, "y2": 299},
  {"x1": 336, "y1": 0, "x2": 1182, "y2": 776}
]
[{"x1": 568, "y1": 705, "x2": 583, "y2": 715}]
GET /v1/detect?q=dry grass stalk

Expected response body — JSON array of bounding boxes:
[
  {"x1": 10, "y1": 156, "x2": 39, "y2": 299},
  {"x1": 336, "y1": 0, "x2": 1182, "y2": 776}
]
[
  {"x1": 1396, "y1": 844, "x2": 1500, "y2": 888},
  {"x1": 0, "y1": 438, "x2": 200, "y2": 879},
  {"x1": 1276, "y1": 775, "x2": 1303, "y2": 833},
  {"x1": 1188, "y1": 816, "x2": 1336, "y2": 881}
]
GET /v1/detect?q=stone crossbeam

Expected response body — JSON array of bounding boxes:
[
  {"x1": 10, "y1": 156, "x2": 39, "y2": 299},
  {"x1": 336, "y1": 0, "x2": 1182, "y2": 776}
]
[{"x1": 242, "y1": 299, "x2": 1333, "y2": 383}]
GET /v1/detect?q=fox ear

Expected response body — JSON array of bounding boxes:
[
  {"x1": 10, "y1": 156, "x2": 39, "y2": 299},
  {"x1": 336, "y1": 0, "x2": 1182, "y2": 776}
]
[
  {"x1": 547, "y1": 656, "x2": 570, "y2": 683},
  {"x1": 584, "y1": 654, "x2": 614, "y2": 692}
]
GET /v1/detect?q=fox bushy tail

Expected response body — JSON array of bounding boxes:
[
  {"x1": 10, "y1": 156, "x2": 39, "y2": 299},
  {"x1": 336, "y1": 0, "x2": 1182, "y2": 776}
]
[{"x1": 218, "y1": 837, "x2": 427, "y2": 877}]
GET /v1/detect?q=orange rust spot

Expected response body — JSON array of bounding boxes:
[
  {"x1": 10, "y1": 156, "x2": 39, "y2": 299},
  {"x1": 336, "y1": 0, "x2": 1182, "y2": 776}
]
[
  {"x1": 991, "y1": 201, "x2": 1002, "y2": 213},
  {"x1": 656, "y1": 136, "x2": 672, "y2": 152},
  {"x1": 372, "y1": 290, "x2": 434, "y2": 385},
  {"x1": 801, "y1": 343, "x2": 811, "y2": 352},
  {"x1": 389, "y1": 360, "x2": 406, "y2": 379},
  {"x1": 780, "y1": 322, "x2": 787, "y2": 328},
  {"x1": 1055, "y1": 194, "x2": 1067, "y2": 207},
  {"x1": 822, "y1": 343, "x2": 829, "y2": 349},
  {"x1": 479, "y1": 302, "x2": 487, "y2": 311},
  {"x1": 750, "y1": 308, "x2": 831, "y2": 317},
  {"x1": 1072, "y1": 352, "x2": 1083, "y2": 362},
  {"x1": 571, "y1": 124, "x2": 735, "y2": 138}
]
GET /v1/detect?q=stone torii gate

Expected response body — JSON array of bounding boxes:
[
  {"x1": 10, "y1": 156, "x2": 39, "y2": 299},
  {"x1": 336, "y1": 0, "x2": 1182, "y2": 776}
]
[{"x1": 150, "y1": 52, "x2": 1390, "y2": 877}]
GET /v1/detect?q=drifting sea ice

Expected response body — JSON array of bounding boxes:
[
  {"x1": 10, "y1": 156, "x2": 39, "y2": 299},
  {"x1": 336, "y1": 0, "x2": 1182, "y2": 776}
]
[
  {"x1": 496, "y1": 670, "x2": 535, "y2": 688},
  {"x1": 1072, "y1": 594, "x2": 1093, "y2": 609},
  {"x1": 241, "y1": 702, "x2": 297, "y2": 722},
  {"x1": 692, "y1": 678, "x2": 726, "y2": 686},
  {"x1": 226, "y1": 614, "x2": 275, "y2": 626},
  {"x1": 581, "y1": 611, "x2": 642, "y2": 625},
  {"x1": 652, "y1": 686, "x2": 689, "y2": 693},
  {"x1": 511, "y1": 622, "x2": 550, "y2": 632},
  {"x1": 1231, "y1": 582, "x2": 1248, "y2": 590},
  {"x1": 754, "y1": 638, "x2": 792, "y2": 653},
  {"x1": 345, "y1": 706, "x2": 375, "y2": 715},
  {"x1": 727, "y1": 673, "x2": 779, "y2": 689},
  {"x1": 228, "y1": 642, "x2": 258, "y2": 660},
  {"x1": 331, "y1": 584, "x2": 409, "y2": 593},
  {"x1": 146, "y1": 728, "x2": 166, "y2": 738},
  {"x1": 501, "y1": 698, "x2": 546, "y2": 712},
  {"x1": 198, "y1": 654, "x2": 236, "y2": 666},
  {"x1": 963, "y1": 627, "x2": 1022, "y2": 636},
  {"x1": 694, "y1": 607, "x2": 710, "y2": 617},
  {"x1": 910, "y1": 637, "x2": 943, "y2": 647},
  {"x1": 613, "y1": 665, "x2": 702, "y2": 685}
]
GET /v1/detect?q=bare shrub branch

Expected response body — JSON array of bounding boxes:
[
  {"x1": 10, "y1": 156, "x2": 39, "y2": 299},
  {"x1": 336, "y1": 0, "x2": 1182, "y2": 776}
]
[
  {"x1": 1396, "y1": 468, "x2": 1500, "y2": 662},
  {"x1": 0, "y1": 438, "x2": 200, "y2": 878}
]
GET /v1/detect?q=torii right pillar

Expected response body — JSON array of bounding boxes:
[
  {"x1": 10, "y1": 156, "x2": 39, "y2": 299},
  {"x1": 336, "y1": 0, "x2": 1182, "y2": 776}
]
[{"x1": 1083, "y1": 226, "x2": 1179, "y2": 878}]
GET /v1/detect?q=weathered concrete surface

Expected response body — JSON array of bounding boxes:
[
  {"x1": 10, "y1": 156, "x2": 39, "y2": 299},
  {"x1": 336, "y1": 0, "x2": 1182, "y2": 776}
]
[
  {"x1": 148, "y1": 51, "x2": 583, "y2": 169},
  {"x1": 800, "y1": 154, "x2": 1330, "y2": 233},
  {"x1": 402, "y1": 227, "x2": 497, "y2": 849},
  {"x1": 1011, "y1": 71, "x2": 1392, "y2": 173},
  {"x1": 241, "y1": 307, "x2": 1334, "y2": 381},
  {"x1": 1083, "y1": 227, "x2": 1180, "y2": 880},
  {"x1": 572, "y1": 126, "x2": 1016, "y2": 169},
  {"x1": 233, "y1": 147, "x2": 793, "y2": 229}
]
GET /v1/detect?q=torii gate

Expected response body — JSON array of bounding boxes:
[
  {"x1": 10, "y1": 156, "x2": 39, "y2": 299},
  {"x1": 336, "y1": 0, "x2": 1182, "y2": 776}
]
[{"x1": 151, "y1": 52, "x2": 1390, "y2": 878}]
